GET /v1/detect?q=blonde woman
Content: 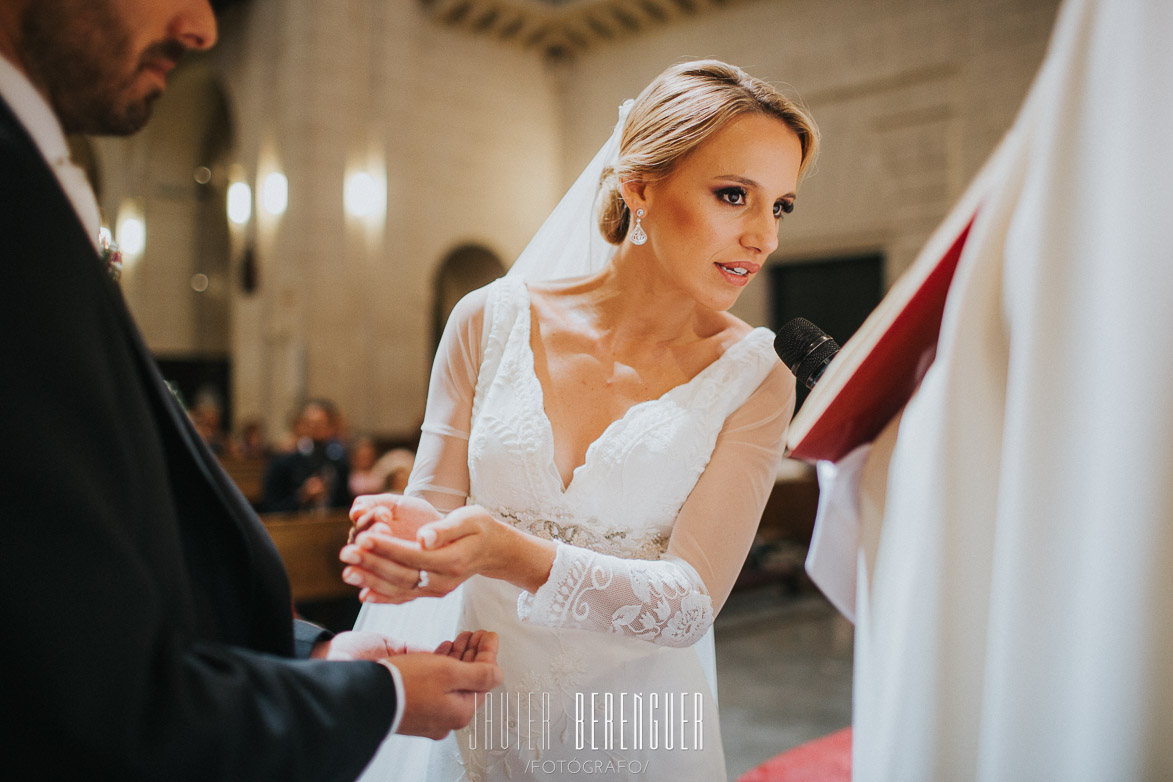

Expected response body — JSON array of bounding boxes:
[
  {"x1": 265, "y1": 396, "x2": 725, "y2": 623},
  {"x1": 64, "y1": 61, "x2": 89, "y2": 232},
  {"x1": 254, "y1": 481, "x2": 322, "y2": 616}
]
[{"x1": 346, "y1": 60, "x2": 818, "y2": 781}]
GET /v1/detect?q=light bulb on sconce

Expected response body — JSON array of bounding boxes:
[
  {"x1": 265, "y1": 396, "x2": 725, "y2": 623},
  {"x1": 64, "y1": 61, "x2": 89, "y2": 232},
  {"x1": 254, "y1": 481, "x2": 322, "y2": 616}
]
[
  {"x1": 345, "y1": 171, "x2": 385, "y2": 219},
  {"x1": 115, "y1": 199, "x2": 146, "y2": 261},
  {"x1": 262, "y1": 172, "x2": 288, "y2": 216},
  {"x1": 227, "y1": 180, "x2": 252, "y2": 225},
  {"x1": 118, "y1": 218, "x2": 145, "y2": 256}
]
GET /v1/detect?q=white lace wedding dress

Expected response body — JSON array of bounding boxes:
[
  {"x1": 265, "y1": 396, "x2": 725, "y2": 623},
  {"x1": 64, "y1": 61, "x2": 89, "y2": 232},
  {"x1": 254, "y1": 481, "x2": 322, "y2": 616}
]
[{"x1": 355, "y1": 276, "x2": 792, "y2": 781}]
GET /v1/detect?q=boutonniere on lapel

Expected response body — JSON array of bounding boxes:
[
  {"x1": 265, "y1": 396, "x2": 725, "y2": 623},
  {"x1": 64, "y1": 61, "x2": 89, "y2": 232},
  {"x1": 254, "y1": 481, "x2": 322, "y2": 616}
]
[{"x1": 98, "y1": 227, "x2": 122, "y2": 281}]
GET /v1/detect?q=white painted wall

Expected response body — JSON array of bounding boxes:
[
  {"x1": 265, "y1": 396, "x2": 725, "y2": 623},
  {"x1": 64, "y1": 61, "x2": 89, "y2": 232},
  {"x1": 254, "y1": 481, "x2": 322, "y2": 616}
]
[
  {"x1": 557, "y1": 0, "x2": 1063, "y2": 326},
  {"x1": 96, "y1": 0, "x2": 1061, "y2": 439}
]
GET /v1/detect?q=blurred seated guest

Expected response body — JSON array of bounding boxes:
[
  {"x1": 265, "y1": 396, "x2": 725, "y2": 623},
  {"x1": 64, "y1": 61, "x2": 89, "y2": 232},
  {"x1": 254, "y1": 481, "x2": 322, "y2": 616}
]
[
  {"x1": 189, "y1": 399, "x2": 226, "y2": 455},
  {"x1": 376, "y1": 447, "x2": 415, "y2": 493},
  {"x1": 349, "y1": 441, "x2": 417, "y2": 497},
  {"x1": 262, "y1": 399, "x2": 350, "y2": 512},
  {"x1": 230, "y1": 417, "x2": 271, "y2": 460},
  {"x1": 348, "y1": 436, "x2": 387, "y2": 496}
]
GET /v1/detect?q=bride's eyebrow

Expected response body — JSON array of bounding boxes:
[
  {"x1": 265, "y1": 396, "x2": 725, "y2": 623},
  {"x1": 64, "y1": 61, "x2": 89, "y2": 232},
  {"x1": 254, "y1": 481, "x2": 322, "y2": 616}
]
[{"x1": 714, "y1": 174, "x2": 758, "y2": 187}]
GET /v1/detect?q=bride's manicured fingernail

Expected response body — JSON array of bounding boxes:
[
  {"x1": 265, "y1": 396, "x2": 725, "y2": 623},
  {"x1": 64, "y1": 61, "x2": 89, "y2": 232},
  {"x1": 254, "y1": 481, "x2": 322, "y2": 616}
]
[
  {"x1": 343, "y1": 568, "x2": 362, "y2": 585},
  {"x1": 340, "y1": 546, "x2": 361, "y2": 564},
  {"x1": 419, "y1": 528, "x2": 437, "y2": 549}
]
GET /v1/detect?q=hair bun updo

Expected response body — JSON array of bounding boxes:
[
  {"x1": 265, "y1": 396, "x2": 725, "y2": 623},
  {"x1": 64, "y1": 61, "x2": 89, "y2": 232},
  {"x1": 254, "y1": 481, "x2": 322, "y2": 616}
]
[
  {"x1": 597, "y1": 165, "x2": 631, "y2": 245},
  {"x1": 594, "y1": 59, "x2": 819, "y2": 246}
]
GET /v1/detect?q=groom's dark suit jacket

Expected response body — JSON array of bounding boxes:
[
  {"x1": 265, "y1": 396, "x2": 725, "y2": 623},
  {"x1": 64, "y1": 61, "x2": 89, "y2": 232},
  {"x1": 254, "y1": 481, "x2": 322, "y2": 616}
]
[{"x1": 0, "y1": 98, "x2": 396, "y2": 780}]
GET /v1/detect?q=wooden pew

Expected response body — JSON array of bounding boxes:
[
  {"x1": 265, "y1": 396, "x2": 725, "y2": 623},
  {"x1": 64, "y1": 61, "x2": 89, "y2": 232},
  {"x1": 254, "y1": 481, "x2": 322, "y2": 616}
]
[
  {"x1": 218, "y1": 455, "x2": 268, "y2": 505},
  {"x1": 260, "y1": 510, "x2": 356, "y2": 603}
]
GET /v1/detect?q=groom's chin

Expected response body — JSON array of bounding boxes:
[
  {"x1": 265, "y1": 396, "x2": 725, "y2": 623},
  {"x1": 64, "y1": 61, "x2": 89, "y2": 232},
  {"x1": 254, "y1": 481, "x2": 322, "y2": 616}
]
[{"x1": 61, "y1": 88, "x2": 159, "y2": 136}]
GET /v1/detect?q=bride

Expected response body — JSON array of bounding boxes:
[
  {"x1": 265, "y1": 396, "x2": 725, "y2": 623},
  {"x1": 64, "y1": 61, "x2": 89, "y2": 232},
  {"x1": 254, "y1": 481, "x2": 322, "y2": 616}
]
[{"x1": 342, "y1": 59, "x2": 817, "y2": 781}]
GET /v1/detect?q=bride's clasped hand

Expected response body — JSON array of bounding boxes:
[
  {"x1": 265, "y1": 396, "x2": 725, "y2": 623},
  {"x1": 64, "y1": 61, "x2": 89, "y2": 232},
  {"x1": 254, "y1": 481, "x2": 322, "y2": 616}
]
[{"x1": 341, "y1": 494, "x2": 557, "y2": 603}]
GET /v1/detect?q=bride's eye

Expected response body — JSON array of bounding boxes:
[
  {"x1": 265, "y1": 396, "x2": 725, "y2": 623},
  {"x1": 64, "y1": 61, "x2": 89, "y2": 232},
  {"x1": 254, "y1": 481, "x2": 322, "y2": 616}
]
[
  {"x1": 716, "y1": 187, "x2": 747, "y2": 206},
  {"x1": 773, "y1": 200, "x2": 795, "y2": 219}
]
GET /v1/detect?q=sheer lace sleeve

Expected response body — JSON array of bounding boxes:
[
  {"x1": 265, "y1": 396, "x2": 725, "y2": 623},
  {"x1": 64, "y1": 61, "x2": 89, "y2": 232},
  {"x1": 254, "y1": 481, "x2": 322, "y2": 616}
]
[
  {"x1": 518, "y1": 360, "x2": 795, "y2": 647},
  {"x1": 404, "y1": 288, "x2": 487, "y2": 514}
]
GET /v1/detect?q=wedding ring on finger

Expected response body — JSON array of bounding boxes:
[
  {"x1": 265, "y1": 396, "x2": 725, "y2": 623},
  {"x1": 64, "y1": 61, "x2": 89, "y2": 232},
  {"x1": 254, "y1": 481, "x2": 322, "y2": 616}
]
[
  {"x1": 347, "y1": 512, "x2": 368, "y2": 545},
  {"x1": 414, "y1": 570, "x2": 430, "y2": 590}
]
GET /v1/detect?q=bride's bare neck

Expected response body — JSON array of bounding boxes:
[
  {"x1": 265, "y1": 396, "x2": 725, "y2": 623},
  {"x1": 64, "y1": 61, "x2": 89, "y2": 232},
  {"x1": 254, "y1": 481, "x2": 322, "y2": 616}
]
[
  {"x1": 526, "y1": 257, "x2": 747, "y2": 487},
  {"x1": 530, "y1": 252, "x2": 730, "y2": 349}
]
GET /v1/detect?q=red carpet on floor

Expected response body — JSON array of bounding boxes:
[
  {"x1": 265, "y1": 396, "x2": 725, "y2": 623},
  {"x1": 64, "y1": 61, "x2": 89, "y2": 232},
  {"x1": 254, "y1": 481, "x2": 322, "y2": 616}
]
[{"x1": 736, "y1": 727, "x2": 851, "y2": 782}]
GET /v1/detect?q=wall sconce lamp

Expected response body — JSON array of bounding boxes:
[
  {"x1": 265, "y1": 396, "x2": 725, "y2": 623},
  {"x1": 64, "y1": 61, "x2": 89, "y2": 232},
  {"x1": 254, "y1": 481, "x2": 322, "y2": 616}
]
[
  {"x1": 261, "y1": 172, "x2": 288, "y2": 216},
  {"x1": 345, "y1": 170, "x2": 385, "y2": 220},
  {"x1": 227, "y1": 180, "x2": 252, "y2": 225},
  {"x1": 115, "y1": 199, "x2": 146, "y2": 261}
]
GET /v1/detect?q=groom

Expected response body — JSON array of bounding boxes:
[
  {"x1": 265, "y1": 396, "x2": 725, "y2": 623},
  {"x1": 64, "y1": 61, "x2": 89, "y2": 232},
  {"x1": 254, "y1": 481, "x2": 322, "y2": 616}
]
[{"x1": 0, "y1": 1, "x2": 501, "y2": 779}]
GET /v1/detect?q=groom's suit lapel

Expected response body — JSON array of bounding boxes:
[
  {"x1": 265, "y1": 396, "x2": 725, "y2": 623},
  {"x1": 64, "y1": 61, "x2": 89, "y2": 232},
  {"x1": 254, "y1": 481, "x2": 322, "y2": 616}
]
[
  {"x1": 2, "y1": 97, "x2": 250, "y2": 533},
  {"x1": 116, "y1": 309, "x2": 296, "y2": 649},
  {"x1": 75, "y1": 151, "x2": 295, "y2": 648},
  {"x1": 1, "y1": 96, "x2": 293, "y2": 648}
]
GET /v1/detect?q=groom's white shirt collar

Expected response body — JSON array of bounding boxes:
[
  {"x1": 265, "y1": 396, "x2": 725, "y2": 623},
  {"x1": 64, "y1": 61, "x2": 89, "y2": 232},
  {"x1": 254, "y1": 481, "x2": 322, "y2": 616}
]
[{"x1": 0, "y1": 53, "x2": 102, "y2": 252}]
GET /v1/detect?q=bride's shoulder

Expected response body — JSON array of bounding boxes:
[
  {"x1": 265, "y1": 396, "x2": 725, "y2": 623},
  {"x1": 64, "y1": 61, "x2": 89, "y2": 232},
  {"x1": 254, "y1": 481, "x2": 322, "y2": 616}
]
[
  {"x1": 526, "y1": 274, "x2": 594, "y2": 302},
  {"x1": 443, "y1": 279, "x2": 509, "y2": 340},
  {"x1": 452, "y1": 276, "x2": 525, "y2": 315},
  {"x1": 446, "y1": 277, "x2": 542, "y2": 345},
  {"x1": 524, "y1": 276, "x2": 597, "y2": 323},
  {"x1": 448, "y1": 284, "x2": 490, "y2": 322},
  {"x1": 714, "y1": 315, "x2": 793, "y2": 404}
]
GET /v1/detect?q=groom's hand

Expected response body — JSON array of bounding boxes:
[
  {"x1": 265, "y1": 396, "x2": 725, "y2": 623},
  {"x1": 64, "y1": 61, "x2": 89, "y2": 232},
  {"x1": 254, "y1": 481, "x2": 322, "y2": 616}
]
[
  {"x1": 387, "y1": 638, "x2": 503, "y2": 740},
  {"x1": 311, "y1": 629, "x2": 499, "y2": 664},
  {"x1": 435, "y1": 630, "x2": 500, "y2": 710},
  {"x1": 435, "y1": 629, "x2": 499, "y2": 666},
  {"x1": 309, "y1": 630, "x2": 430, "y2": 661},
  {"x1": 315, "y1": 629, "x2": 501, "y2": 739}
]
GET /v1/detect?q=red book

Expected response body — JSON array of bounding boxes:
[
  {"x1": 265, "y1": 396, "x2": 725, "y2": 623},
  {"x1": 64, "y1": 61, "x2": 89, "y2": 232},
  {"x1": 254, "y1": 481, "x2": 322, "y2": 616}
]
[
  {"x1": 782, "y1": 135, "x2": 1012, "y2": 463},
  {"x1": 785, "y1": 221, "x2": 971, "y2": 462}
]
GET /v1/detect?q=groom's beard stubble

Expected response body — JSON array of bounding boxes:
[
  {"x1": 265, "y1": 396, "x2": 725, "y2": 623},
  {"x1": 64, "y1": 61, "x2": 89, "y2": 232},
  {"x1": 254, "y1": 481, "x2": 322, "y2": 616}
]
[{"x1": 19, "y1": 0, "x2": 185, "y2": 136}]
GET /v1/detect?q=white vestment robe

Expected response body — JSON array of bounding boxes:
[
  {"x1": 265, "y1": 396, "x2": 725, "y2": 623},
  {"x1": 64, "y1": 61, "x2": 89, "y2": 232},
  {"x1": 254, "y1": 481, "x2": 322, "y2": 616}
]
[{"x1": 854, "y1": 0, "x2": 1173, "y2": 779}]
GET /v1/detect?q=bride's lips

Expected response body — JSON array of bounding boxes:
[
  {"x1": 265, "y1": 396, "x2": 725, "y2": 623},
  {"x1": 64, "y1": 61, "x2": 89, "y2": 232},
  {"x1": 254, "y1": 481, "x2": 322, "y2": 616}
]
[{"x1": 715, "y1": 261, "x2": 760, "y2": 286}]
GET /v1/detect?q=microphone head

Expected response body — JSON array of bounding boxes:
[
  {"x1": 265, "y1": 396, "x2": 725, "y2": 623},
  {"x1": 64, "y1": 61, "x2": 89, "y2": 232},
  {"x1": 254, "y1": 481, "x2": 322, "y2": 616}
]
[{"x1": 774, "y1": 317, "x2": 841, "y2": 389}]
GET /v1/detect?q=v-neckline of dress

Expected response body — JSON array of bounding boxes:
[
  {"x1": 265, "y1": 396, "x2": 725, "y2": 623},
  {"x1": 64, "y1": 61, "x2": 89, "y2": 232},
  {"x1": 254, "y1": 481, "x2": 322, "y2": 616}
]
[{"x1": 516, "y1": 281, "x2": 762, "y2": 495}]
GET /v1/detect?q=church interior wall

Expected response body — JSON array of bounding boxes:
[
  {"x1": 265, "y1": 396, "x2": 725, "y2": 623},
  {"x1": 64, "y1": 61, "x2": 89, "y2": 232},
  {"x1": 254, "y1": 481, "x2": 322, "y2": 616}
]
[
  {"x1": 557, "y1": 0, "x2": 1063, "y2": 327},
  {"x1": 90, "y1": 0, "x2": 1062, "y2": 442}
]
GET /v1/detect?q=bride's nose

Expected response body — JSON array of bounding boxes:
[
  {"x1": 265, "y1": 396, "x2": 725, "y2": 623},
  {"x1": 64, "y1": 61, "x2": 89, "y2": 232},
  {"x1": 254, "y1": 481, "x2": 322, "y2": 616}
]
[{"x1": 740, "y1": 207, "x2": 779, "y2": 256}]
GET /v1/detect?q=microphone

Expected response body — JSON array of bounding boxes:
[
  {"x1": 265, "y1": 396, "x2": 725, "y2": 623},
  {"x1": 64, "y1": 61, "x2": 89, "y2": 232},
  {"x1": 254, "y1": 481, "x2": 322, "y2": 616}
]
[{"x1": 774, "y1": 317, "x2": 840, "y2": 389}]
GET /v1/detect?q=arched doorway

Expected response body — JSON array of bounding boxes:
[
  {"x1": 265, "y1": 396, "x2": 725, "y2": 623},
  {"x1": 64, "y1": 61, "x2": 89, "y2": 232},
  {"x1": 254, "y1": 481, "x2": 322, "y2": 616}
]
[{"x1": 431, "y1": 243, "x2": 506, "y2": 349}]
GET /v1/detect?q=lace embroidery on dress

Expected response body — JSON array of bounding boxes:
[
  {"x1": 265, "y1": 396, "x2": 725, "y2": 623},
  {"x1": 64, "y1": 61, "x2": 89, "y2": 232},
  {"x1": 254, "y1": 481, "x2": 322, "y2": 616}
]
[
  {"x1": 518, "y1": 543, "x2": 715, "y2": 648},
  {"x1": 489, "y1": 505, "x2": 669, "y2": 559},
  {"x1": 465, "y1": 280, "x2": 778, "y2": 653},
  {"x1": 454, "y1": 645, "x2": 590, "y2": 781}
]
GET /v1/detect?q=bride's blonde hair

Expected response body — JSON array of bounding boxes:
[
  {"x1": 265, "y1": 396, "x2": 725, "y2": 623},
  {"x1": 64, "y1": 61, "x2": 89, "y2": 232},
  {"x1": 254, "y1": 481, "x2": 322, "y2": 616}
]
[{"x1": 598, "y1": 59, "x2": 819, "y2": 245}]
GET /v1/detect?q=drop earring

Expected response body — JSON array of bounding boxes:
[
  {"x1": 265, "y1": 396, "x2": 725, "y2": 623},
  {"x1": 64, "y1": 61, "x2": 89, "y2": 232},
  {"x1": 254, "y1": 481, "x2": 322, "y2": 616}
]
[{"x1": 629, "y1": 208, "x2": 647, "y2": 245}]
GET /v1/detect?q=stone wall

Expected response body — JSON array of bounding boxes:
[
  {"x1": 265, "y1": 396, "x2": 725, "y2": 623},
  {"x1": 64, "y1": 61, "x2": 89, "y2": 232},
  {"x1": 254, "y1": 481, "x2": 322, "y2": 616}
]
[
  {"x1": 95, "y1": 0, "x2": 1062, "y2": 440},
  {"x1": 557, "y1": 0, "x2": 1063, "y2": 326}
]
